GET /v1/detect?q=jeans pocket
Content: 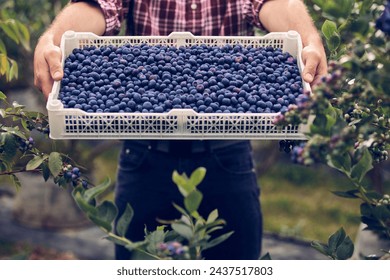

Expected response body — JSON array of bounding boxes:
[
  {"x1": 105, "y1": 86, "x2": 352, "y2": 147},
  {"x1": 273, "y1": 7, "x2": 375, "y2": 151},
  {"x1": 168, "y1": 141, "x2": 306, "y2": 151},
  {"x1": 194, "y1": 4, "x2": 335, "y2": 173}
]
[
  {"x1": 118, "y1": 146, "x2": 149, "y2": 172},
  {"x1": 212, "y1": 143, "x2": 254, "y2": 175}
]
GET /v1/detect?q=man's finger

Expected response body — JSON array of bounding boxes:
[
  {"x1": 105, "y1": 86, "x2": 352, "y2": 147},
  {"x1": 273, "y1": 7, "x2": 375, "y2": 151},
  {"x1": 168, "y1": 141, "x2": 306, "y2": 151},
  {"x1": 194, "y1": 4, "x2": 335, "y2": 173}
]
[
  {"x1": 302, "y1": 55, "x2": 318, "y2": 84},
  {"x1": 38, "y1": 69, "x2": 54, "y2": 98},
  {"x1": 44, "y1": 46, "x2": 63, "y2": 81},
  {"x1": 42, "y1": 78, "x2": 54, "y2": 97},
  {"x1": 34, "y1": 58, "x2": 54, "y2": 98}
]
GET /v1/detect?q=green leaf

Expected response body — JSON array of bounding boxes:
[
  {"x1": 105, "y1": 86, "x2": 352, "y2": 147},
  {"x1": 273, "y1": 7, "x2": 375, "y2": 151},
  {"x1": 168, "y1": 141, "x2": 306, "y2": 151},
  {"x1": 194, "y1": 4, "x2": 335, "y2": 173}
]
[
  {"x1": 310, "y1": 114, "x2": 327, "y2": 135},
  {"x1": 321, "y1": 0, "x2": 353, "y2": 19},
  {"x1": 95, "y1": 201, "x2": 118, "y2": 229},
  {"x1": 0, "y1": 39, "x2": 6, "y2": 56},
  {"x1": 172, "y1": 203, "x2": 189, "y2": 216},
  {"x1": 72, "y1": 187, "x2": 97, "y2": 215},
  {"x1": 0, "y1": 91, "x2": 5, "y2": 100},
  {"x1": 327, "y1": 152, "x2": 351, "y2": 173},
  {"x1": 207, "y1": 209, "x2": 219, "y2": 224},
  {"x1": 10, "y1": 174, "x2": 21, "y2": 189},
  {"x1": 83, "y1": 177, "x2": 111, "y2": 203},
  {"x1": 41, "y1": 162, "x2": 50, "y2": 182},
  {"x1": 2, "y1": 132, "x2": 17, "y2": 162},
  {"x1": 89, "y1": 214, "x2": 112, "y2": 232},
  {"x1": 55, "y1": 176, "x2": 67, "y2": 188},
  {"x1": 360, "y1": 203, "x2": 372, "y2": 217},
  {"x1": 171, "y1": 222, "x2": 193, "y2": 240},
  {"x1": 365, "y1": 192, "x2": 383, "y2": 201},
  {"x1": 9, "y1": 60, "x2": 18, "y2": 80},
  {"x1": 48, "y1": 152, "x2": 62, "y2": 177},
  {"x1": 0, "y1": 53, "x2": 8, "y2": 76},
  {"x1": 325, "y1": 114, "x2": 337, "y2": 132},
  {"x1": 311, "y1": 241, "x2": 331, "y2": 257},
  {"x1": 0, "y1": 22, "x2": 19, "y2": 44},
  {"x1": 202, "y1": 231, "x2": 234, "y2": 250},
  {"x1": 196, "y1": 219, "x2": 226, "y2": 233},
  {"x1": 361, "y1": 0, "x2": 374, "y2": 13},
  {"x1": 172, "y1": 170, "x2": 186, "y2": 186},
  {"x1": 335, "y1": 236, "x2": 354, "y2": 260},
  {"x1": 116, "y1": 203, "x2": 134, "y2": 237},
  {"x1": 331, "y1": 190, "x2": 359, "y2": 199},
  {"x1": 20, "y1": 119, "x2": 29, "y2": 131},
  {"x1": 145, "y1": 228, "x2": 167, "y2": 254},
  {"x1": 372, "y1": 205, "x2": 390, "y2": 221},
  {"x1": 321, "y1": 20, "x2": 338, "y2": 40},
  {"x1": 188, "y1": 167, "x2": 206, "y2": 188},
  {"x1": 2, "y1": 127, "x2": 26, "y2": 140},
  {"x1": 351, "y1": 148, "x2": 373, "y2": 183},
  {"x1": 327, "y1": 34, "x2": 341, "y2": 52},
  {"x1": 172, "y1": 170, "x2": 190, "y2": 196},
  {"x1": 328, "y1": 227, "x2": 346, "y2": 253},
  {"x1": 180, "y1": 214, "x2": 192, "y2": 226},
  {"x1": 15, "y1": 21, "x2": 30, "y2": 51},
  {"x1": 184, "y1": 190, "x2": 203, "y2": 214},
  {"x1": 26, "y1": 155, "x2": 47, "y2": 171}
]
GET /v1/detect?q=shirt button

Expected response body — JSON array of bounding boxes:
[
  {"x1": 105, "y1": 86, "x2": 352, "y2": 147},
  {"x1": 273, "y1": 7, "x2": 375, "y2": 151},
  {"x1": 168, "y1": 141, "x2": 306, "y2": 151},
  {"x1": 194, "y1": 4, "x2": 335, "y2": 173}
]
[{"x1": 191, "y1": 3, "x2": 197, "y2": 10}]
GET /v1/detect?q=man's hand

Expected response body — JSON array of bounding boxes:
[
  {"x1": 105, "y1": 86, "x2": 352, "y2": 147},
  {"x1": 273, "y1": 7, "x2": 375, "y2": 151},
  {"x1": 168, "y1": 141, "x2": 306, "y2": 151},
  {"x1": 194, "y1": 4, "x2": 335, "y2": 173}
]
[
  {"x1": 301, "y1": 42, "x2": 327, "y2": 86},
  {"x1": 34, "y1": 34, "x2": 63, "y2": 98},
  {"x1": 32, "y1": 2, "x2": 106, "y2": 97},
  {"x1": 260, "y1": 0, "x2": 328, "y2": 87}
]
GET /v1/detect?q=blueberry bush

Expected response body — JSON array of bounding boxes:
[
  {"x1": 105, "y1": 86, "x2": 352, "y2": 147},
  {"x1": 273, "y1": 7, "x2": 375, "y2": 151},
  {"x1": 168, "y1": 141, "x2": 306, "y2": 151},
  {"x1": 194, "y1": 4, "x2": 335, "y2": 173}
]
[
  {"x1": 72, "y1": 167, "x2": 234, "y2": 260},
  {"x1": 0, "y1": 4, "x2": 90, "y2": 190},
  {"x1": 275, "y1": 0, "x2": 390, "y2": 259},
  {"x1": 0, "y1": 92, "x2": 89, "y2": 189}
]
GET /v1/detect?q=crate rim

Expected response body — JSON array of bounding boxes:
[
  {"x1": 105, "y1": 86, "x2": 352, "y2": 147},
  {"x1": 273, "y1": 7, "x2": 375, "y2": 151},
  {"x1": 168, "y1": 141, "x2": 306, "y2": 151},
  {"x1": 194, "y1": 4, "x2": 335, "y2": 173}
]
[{"x1": 47, "y1": 31, "x2": 310, "y2": 140}]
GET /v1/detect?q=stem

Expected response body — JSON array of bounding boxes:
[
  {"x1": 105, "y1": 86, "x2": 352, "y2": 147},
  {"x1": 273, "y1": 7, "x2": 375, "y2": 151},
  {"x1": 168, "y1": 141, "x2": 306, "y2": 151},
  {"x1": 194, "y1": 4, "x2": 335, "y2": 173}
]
[
  {"x1": 106, "y1": 232, "x2": 161, "y2": 260},
  {"x1": 4, "y1": 112, "x2": 47, "y2": 124},
  {"x1": 0, "y1": 168, "x2": 41, "y2": 176}
]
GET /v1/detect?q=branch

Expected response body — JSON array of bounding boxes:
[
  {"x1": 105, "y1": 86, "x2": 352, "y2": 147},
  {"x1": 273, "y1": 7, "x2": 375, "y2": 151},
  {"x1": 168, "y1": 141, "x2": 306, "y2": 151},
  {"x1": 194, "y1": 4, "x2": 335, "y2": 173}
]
[{"x1": 0, "y1": 168, "x2": 42, "y2": 176}]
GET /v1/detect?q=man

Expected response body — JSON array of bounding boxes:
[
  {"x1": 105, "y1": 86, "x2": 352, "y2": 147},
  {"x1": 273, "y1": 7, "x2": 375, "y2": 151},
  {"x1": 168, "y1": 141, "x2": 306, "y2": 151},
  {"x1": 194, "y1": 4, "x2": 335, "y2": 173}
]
[{"x1": 34, "y1": 0, "x2": 327, "y2": 260}]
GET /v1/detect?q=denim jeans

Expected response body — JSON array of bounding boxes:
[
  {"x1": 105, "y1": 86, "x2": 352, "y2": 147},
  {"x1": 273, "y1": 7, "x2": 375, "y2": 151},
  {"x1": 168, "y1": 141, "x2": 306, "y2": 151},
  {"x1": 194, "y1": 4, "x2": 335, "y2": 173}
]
[{"x1": 114, "y1": 140, "x2": 262, "y2": 260}]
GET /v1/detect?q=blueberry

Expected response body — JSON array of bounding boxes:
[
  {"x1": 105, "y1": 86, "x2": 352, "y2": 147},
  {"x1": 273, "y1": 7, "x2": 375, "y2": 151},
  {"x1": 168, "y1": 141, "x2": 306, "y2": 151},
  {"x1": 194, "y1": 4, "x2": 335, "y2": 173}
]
[
  {"x1": 172, "y1": 98, "x2": 181, "y2": 105},
  {"x1": 273, "y1": 103, "x2": 282, "y2": 111},
  {"x1": 222, "y1": 98, "x2": 231, "y2": 106},
  {"x1": 265, "y1": 101, "x2": 273, "y2": 108},
  {"x1": 60, "y1": 43, "x2": 302, "y2": 115},
  {"x1": 154, "y1": 106, "x2": 164, "y2": 113},
  {"x1": 247, "y1": 96, "x2": 256, "y2": 105},
  {"x1": 133, "y1": 93, "x2": 142, "y2": 103},
  {"x1": 68, "y1": 100, "x2": 76, "y2": 107}
]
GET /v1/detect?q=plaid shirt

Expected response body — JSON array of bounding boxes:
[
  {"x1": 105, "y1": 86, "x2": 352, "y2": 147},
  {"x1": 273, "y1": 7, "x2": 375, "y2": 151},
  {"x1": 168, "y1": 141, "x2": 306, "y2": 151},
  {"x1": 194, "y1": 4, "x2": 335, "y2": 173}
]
[{"x1": 71, "y1": 0, "x2": 268, "y2": 36}]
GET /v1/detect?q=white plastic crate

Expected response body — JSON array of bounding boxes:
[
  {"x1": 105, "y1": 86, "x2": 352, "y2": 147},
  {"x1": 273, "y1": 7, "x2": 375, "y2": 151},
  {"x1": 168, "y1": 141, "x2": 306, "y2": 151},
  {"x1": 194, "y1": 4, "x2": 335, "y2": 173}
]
[{"x1": 47, "y1": 31, "x2": 310, "y2": 140}]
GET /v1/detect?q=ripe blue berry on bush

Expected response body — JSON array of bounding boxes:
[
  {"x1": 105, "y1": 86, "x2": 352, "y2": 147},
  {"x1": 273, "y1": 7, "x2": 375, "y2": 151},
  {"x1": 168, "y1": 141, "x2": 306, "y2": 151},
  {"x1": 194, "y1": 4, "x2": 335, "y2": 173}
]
[{"x1": 59, "y1": 43, "x2": 303, "y2": 113}]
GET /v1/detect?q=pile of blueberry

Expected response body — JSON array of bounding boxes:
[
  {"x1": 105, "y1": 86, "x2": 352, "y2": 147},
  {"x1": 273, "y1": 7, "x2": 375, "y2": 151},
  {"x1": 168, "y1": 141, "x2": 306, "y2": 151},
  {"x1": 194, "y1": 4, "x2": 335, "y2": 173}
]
[{"x1": 59, "y1": 43, "x2": 303, "y2": 114}]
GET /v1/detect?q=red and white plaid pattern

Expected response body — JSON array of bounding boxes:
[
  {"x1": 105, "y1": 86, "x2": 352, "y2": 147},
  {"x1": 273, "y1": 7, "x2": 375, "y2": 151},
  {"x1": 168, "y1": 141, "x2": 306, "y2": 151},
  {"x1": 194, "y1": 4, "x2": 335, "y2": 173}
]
[{"x1": 71, "y1": 0, "x2": 267, "y2": 36}]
